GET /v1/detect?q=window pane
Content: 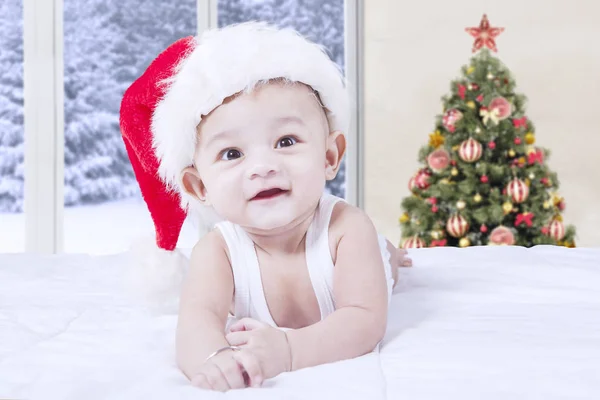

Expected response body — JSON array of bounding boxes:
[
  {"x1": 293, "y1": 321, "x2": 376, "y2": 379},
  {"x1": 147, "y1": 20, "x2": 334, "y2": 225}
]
[
  {"x1": 217, "y1": 0, "x2": 346, "y2": 198},
  {"x1": 63, "y1": 1, "x2": 198, "y2": 254},
  {"x1": 0, "y1": 0, "x2": 24, "y2": 253}
]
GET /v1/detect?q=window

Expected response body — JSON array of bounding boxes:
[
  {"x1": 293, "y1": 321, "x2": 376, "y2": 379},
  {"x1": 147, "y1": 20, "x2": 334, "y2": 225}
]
[
  {"x1": 62, "y1": 0, "x2": 200, "y2": 254},
  {"x1": 0, "y1": 0, "x2": 25, "y2": 253},
  {"x1": 217, "y1": 0, "x2": 347, "y2": 199}
]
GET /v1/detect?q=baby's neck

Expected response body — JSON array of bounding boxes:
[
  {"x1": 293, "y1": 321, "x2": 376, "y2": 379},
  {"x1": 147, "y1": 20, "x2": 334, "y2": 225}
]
[{"x1": 243, "y1": 209, "x2": 316, "y2": 256}]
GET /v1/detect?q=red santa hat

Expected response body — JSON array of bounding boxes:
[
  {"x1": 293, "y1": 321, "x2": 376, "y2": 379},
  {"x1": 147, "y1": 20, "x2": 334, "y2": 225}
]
[{"x1": 119, "y1": 22, "x2": 348, "y2": 310}]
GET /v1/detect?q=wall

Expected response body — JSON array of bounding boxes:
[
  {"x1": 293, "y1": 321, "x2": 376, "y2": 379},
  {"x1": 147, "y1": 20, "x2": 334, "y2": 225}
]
[{"x1": 363, "y1": 0, "x2": 600, "y2": 247}]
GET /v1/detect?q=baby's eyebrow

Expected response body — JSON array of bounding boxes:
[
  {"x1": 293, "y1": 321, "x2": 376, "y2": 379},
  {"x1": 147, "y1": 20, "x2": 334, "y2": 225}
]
[
  {"x1": 203, "y1": 129, "x2": 237, "y2": 149},
  {"x1": 272, "y1": 116, "x2": 306, "y2": 127}
]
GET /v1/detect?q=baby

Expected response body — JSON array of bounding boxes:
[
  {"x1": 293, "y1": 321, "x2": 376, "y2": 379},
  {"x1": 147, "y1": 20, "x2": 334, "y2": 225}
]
[{"x1": 119, "y1": 22, "x2": 411, "y2": 392}]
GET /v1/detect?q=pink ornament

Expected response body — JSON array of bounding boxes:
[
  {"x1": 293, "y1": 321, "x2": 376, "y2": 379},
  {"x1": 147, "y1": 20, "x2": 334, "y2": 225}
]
[
  {"x1": 442, "y1": 109, "x2": 463, "y2": 132},
  {"x1": 427, "y1": 148, "x2": 451, "y2": 172},
  {"x1": 432, "y1": 205, "x2": 439, "y2": 213},
  {"x1": 488, "y1": 141, "x2": 496, "y2": 150},
  {"x1": 488, "y1": 97, "x2": 512, "y2": 120},
  {"x1": 408, "y1": 175, "x2": 418, "y2": 192},
  {"x1": 514, "y1": 137, "x2": 522, "y2": 145},
  {"x1": 489, "y1": 226, "x2": 515, "y2": 246},
  {"x1": 480, "y1": 175, "x2": 489, "y2": 183},
  {"x1": 415, "y1": 169, "x2": 432, "y2": 189}
]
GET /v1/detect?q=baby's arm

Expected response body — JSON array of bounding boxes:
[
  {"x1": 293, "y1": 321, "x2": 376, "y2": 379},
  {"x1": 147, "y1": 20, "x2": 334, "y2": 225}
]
[
  {"x1": 176, "y1": 230, "x2": 234, "y2": 378},
  {"x1": 285, "y1": 206, "x2": 388, "y2": 370}
]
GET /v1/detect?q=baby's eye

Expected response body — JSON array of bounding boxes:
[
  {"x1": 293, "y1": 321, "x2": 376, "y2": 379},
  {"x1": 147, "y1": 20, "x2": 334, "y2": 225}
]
[
  {"x1": 220, "y1": 149, "x2": 243, "y2": 161},
  {"x1": 276, "y1": 136, "x2": 298, "y2": 148}
]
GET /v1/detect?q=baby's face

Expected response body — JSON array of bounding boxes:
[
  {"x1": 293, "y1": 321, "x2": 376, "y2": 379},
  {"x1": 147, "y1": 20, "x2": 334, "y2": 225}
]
[{"x1": 188, "y1": 82, "x2": 342, "y2": 232}]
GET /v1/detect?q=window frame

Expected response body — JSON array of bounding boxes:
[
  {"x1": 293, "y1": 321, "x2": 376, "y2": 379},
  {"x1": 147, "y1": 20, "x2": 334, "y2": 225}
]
[{"x1": 21, "y1": 0, "x2": 362, "y2": 253}]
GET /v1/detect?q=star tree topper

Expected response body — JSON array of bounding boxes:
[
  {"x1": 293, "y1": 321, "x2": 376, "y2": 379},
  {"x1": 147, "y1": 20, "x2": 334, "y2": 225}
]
[{"x1": 465, "y1": 14, "x2": 504, "y2": 53}]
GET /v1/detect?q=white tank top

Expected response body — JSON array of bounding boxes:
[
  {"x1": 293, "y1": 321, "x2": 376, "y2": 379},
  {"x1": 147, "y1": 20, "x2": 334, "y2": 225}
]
[{"x1": 215, "y1": 193, "x2": 393, "y2": 328}]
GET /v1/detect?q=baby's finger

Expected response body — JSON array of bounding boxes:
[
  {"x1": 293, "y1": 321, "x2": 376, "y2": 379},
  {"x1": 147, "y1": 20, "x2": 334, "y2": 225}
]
[
  {"x1": 233, "y1": 351, "x2": 264, "y2": 388},
  {"x1": 190, "y1": 373, "x2": 211, "y2": 390},
  {"x1": 204, "y1": 363, "x2": 231, "y2": 392},
  {"x1": 229, "y1": 318, "x2": 264, "y2": 332},
  {"x1": 226, "y1": 330, "x2": 251, "y2": 346},
  {"x1": 401, "y1": 258, "x2": 413, "y2": 267},
  {"x1": 217, "y1": 358, "x2": 246, "y2": 390}
]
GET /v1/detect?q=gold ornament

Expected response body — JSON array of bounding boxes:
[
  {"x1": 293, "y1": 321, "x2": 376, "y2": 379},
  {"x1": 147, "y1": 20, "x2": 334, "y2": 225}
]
[
  {"x1": 431, "y1": 230, "x2": 443, "y2": 240},
  {"x1": 487, "y1": 73, "x2": 494, "y2": 80},
  {"x1": 503, "y1": 201, "x2": 513, "y2": 215},
  {"x1": 525, "y1": 132, "x2": 535, "y2": 144},
  {"x1": 518, "y1": 156, "x2": 526, "y2": 165},
  {"x1": 440, "y1": 178, "x2": 450, "y2": 184},
  {"x1": 452, "y1": 145, "x2": 460, "y2": 152},
  {"x1": 459, "y1": 237, "x2": 471, "y2": 247},
  {"x1": 543, "y1": 201, "x2": 551, "y2": 209},
  {"x1": 456, "y1": 200, "x2": 466, "y2": 210},
  {"x1": 467, "y1": 101, "x2": 476, "y2": 109},
  {"x1": 451, "y1": 167, "x2": 459, "y2": 176},
  {"x1": 526, "y1": 145, "x2": 536, "y2": 156},
  {"x1": 467, "y1": 66, "x2": 475, "y2": 75},
  {"x1": 399, "y1": 213, "x2": 410, "y2": 223},
  {"x1": 429, "y1": 130, "x2": 445, "y2": 148},
  {"x1": 551, "y1": 192, "x2": 563, "y2": 206},
  {"x1": 474, "y1": 193, "x2": 482, "y2": 203},
  {"x1": 508, "y1": 149, "x2": 516, "y2": 158},
  {"x1": 529, "y1": 173, "x2": 535, "y2": 179},
  {"x1": 525, "y1": 178, "x2": 531, "y2": 187}
]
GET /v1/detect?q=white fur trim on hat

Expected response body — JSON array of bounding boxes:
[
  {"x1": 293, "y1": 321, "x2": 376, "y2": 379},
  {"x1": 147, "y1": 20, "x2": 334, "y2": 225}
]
[{"x1": 151, "y1": 21, "x2": 349, "y2": 211}]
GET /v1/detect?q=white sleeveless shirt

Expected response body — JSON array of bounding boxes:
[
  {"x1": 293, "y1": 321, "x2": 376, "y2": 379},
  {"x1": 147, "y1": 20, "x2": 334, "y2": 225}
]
[{"x1": 215, "y1": 193, "x2": 393, "y2": 328}]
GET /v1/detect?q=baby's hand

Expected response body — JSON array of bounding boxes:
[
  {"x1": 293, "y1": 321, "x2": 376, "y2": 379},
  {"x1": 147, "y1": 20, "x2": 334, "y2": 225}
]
[
  {"x1": 226, "y1": 318, "x2": 292, "y2": 380},
  {"x1": 190, "y1": 347, "x2": 263, "y2": 391}
]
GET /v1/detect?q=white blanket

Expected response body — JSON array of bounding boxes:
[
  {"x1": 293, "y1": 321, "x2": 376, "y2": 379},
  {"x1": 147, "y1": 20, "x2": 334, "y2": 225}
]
[{"x1": 1, "y1": 245, "x2": 599, "y2": 399}]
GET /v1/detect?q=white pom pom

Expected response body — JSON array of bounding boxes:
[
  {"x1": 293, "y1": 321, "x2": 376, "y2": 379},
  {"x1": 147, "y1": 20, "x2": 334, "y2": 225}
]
[{"x1": 125, "y1": 237, "x2": 189, "y2": 314}]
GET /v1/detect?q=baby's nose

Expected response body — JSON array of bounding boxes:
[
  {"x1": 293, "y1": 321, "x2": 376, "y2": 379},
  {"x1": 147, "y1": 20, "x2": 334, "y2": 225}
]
[{"x1": 246, "y1": 161, "x2": 279, "y2": 180}]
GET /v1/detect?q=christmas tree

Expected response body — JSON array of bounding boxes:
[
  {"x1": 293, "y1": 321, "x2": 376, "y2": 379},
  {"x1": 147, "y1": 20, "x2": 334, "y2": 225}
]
[{"x1": 399, "y1": 15, "x2": 576, "y2": 249}]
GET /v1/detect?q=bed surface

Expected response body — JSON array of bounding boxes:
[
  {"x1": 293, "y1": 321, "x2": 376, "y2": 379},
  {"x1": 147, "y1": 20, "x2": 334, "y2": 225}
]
[{"x1": 1, "y1": 245, "x2": 599, "y2": 399}]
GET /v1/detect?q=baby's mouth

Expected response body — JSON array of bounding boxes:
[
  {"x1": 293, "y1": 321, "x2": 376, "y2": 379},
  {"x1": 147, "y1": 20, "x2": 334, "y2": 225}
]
[{"x1": 251, "y1": 188, "x2": 289, "y2": 201}]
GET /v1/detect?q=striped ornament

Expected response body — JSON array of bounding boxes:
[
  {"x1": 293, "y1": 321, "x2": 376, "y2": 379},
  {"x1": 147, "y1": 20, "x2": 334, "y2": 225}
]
[
  {"x1": 548, "y1": 219, "x2": 565, "y2": 241},
  {"x1": 402, "y1": 236, "x2": 425, "y2": 249},
  {"x1": 458, "y1": 138, "x2": 483, "y2": 163},
  {"x1": 446, "y1": 214, "x2": 469, "y2": 238},
  {"x1": 506, "y1": 178, "x2": 529, "y2": 203}
]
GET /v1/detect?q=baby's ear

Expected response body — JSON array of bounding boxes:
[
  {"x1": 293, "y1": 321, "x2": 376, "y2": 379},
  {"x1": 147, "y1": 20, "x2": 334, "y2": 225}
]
[
  {"x1": 180, "y1": 167, "x2": 211, "y2": 206},
  {"x1": 325, "y1": 130, "x2": 347, "y2": 180}
]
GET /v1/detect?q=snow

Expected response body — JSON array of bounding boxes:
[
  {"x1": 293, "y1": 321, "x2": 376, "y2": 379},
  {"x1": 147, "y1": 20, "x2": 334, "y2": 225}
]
[
  {"x1": 0, "y1": 198, "x2": 201, "y2": 254},
  {"x1": 1, "y1": 245, "x2": 599, "y2": 398}
]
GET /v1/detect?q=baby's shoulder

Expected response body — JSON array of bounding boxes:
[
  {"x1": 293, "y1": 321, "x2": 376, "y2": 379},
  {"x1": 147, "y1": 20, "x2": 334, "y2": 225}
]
[{"x1": 328, "y1": 200, "x2": 377, "y2": 251}]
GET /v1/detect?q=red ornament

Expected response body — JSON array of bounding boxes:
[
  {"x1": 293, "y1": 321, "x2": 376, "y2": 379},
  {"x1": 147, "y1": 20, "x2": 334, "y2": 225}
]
[
  {"x1": 558, "y1": 201, "x2": 566, "y2": 211},
  {"x1": 488, "y1": 97, "x2": 512, "y2": 120},
  {"x1": 506, "y1": 178, "x2": 529, "y2": 203},
  {"x1": 488, "y1": 141, "x2": 496, "y2": 150},
  {"x1": 446, "y1": 214, "x2": 469, "y2": 238},
  {"x1": 470, "y1": 83, "x2": 479, "y2": 91},
  {"x1": 465, "y1": 14, "x2": 505, "y2": 53},
  {"x1": 415, "y1": 169, "x2": 432, "y2": 189},
  {"x1": 541, "y1": 177, "x2": 550, "y2": 186},
  {"x1": 480, "y1": 175, "x2": 489, "y2": 183},
  {"x1": 541, "y1": 226, "x2": 549, "y2": 235},
  {"x1": 459, "y1": 138, "x2": 483, "y2": 163},
  {"x1": 432, "y1": 205, "x2": 439, "y2": 213},
  {"x1": 450, "y1": 160, "x2": 457, "y2": 166},
  {"x1": 514, "y1": 137, "x2": 522, "y2": 145},
  {"x1": 403, "y1": 236, "x2": 426, "y2": 249},
  {"x1": 427, "y1": 197, "x2": 438, "y2": 205},
  {"x1": 476, "y1": 94, "x2": 484, "y2": 102},
  {"x1": 480, "y1": 225, "x2": 488, "y2": 233},
  {"x1": 408, "y1": 175, "x2": 418, "y2": 192},
  {"x1": 548, "y1": 219, "x2": 565, "y2": 241}
]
